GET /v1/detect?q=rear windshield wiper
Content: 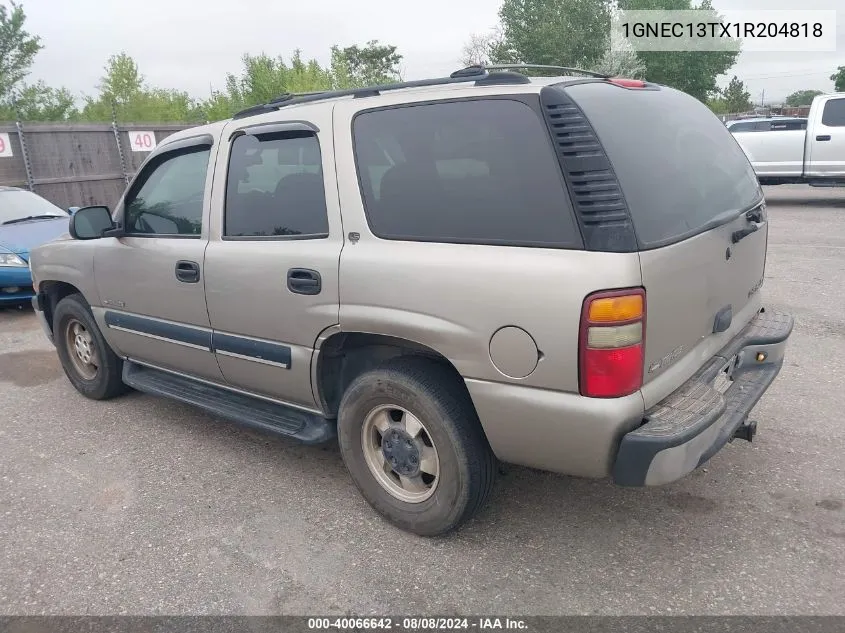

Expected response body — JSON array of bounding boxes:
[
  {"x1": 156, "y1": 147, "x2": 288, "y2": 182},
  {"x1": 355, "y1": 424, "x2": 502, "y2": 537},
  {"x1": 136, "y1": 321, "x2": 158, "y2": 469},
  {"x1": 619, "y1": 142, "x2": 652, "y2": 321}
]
[
  {"x1": 731, "y1": 223, "x2": 759, "y2": 243},
  {"x1": 1, "y1": 214, "x2": 65, "y2": 226},
  {"x1": 732, "y1": 203, "x2": 766, "y2": 243}
]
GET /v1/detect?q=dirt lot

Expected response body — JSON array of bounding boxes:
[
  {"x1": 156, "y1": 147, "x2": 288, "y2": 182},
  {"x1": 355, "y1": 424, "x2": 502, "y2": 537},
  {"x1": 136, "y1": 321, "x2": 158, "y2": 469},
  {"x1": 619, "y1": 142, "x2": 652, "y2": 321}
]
[{"x1": 0, "y1": 185, "x2": 842, "y2": 615}]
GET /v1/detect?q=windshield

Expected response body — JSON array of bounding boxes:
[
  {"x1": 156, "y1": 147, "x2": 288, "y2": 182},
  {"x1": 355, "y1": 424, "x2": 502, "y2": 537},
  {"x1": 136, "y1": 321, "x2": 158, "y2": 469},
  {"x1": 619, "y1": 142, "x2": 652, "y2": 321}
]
[{"x1": 0, "y1": 190, "x2": 66, "y2": 225}]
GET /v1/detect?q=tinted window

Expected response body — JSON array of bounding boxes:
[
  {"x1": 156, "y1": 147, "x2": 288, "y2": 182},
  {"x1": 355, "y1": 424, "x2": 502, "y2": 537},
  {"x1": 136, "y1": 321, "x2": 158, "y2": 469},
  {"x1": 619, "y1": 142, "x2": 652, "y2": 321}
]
[
  {"x1": 225, "y1": 132, "x2": 328, "y2": 238},
  {"x1": 125, "y1": 147, "x2": 210, "y2": 236},
  {"x1": 754, "y1": 121, "x2": 771, "y2": 131},
  {"x1": 821, "y1": 99, "x2": 845, "y2": 127},
  {"x1": 729, "y1": 121, "x2": 757, "y2": 132},
  {"x1": 353, "y1": 99, "x2": 581, "y2": 248},
  {"x1": 566, "y1": 83, "x2": 762, "y2": 248}
]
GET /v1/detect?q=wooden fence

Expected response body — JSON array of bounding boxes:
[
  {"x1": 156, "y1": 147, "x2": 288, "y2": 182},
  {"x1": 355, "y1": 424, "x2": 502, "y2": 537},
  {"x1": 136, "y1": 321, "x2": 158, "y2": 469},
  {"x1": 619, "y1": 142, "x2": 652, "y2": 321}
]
[{"x1": 0, "y1": 122, "x2": 196, "y2": 210}]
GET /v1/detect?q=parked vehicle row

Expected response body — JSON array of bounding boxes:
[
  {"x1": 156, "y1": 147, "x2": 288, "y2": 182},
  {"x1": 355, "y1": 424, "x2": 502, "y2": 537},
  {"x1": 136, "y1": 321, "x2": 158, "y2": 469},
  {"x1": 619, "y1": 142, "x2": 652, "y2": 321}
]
[
  {"x1": 726, "y1": 117, "x2": 807, "y2": 133},
  {"x1": 0, "y1": 187, "x2": 74, "y2": 304},
  {"x1": 729, "y1": 93, "x2": 845, "y2": 186}
]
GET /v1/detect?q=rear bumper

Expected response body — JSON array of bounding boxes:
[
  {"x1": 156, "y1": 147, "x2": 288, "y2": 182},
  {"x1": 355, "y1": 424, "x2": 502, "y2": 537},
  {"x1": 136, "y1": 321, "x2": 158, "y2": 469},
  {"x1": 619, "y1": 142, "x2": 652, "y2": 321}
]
[
  {"x1": 32, "y1": 293, "x2": 54, "y2": 343},
  {"x1": 613, "y1": 308, "x2": 793, "y2": 487}
]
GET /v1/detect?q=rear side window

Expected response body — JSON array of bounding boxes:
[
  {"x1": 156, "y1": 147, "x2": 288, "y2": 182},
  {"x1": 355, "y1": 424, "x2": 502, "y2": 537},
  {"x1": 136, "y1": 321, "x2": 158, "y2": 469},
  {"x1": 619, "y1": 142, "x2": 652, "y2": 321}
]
[
  {"x1": 564, "y1": 83, "x2": 762, "y2": 248},
  {"x1": 729, "y1": 121, "x2": 757, "y2": 132},
  {"x1": 352, "y1": 99, "x2": 582, "y2": 248},
  {"x1": 224, "y1": 132, "x2": 329, "y2": 238},
  {"x1": 821, "y1": 98, "x2": 845, "y2": 127}
]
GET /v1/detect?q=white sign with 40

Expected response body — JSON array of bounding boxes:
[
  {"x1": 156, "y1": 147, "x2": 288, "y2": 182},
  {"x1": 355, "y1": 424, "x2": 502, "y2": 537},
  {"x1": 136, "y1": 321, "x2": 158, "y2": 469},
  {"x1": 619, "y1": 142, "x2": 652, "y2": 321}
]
[
  {"x1": 0, "y1": 133, "x2": 14, "y2": 157},
  {"x1": 129, "y1": 131, "x2": 157, "y2": 152}
]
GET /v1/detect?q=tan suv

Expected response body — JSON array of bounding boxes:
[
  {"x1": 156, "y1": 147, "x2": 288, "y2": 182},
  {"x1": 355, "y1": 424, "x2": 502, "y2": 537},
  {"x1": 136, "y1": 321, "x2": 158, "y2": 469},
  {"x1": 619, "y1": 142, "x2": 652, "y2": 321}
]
[{"x1": 29, "y1": 64, "x2": 793, "y2": 536}]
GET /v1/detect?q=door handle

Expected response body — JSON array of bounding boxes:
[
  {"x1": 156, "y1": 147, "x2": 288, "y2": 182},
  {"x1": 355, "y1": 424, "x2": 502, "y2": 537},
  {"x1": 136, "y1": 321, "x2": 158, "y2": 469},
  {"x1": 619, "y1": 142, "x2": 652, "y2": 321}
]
[
  {"x1": 287, "y1": 268, "x2": 321, "y2": 295},
  {"x1": 816, "y1": 135, "x2": 831, "y2": 141},
  {"x1": 175, "y1": 260, "x2": 200, "y2": 283}
]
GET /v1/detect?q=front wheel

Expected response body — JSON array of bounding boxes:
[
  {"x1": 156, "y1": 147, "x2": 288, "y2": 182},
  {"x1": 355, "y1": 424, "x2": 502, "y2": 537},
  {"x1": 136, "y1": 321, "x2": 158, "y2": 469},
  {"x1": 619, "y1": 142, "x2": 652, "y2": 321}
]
[
  {"x1": 53, "y1": 294, "x2": 128, "y2": 400},
  {"x1": 338, "y1": 356, "x2": 496, "y2": 536}
]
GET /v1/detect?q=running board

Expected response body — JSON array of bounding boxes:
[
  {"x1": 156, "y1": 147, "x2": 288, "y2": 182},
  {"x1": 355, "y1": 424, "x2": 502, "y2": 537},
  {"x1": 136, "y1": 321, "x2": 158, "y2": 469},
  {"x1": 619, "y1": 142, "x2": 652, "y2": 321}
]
[{"x1": 122, "y1": 362, "x2": 335, "y2": 444}]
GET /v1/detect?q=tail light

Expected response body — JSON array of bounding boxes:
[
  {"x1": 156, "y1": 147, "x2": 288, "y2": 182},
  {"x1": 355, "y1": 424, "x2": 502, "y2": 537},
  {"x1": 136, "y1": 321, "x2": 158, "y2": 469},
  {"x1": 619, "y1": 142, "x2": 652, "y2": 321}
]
[{"x1": 579, "y1": 288, "x2": 646, "y2": 398}]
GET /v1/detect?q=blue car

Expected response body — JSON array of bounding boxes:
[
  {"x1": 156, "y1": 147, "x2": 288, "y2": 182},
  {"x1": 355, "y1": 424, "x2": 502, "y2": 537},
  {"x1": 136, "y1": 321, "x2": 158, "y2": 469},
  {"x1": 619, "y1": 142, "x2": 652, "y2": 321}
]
[{"x1": 0, "y1": 187, "x2": 73, "y2": 304}]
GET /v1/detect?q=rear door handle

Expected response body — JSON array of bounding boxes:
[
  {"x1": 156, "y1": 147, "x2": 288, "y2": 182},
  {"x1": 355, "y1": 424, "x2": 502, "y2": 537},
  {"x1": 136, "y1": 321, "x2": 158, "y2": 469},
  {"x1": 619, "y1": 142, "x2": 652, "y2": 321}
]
[
  {"x1": 287, "y1": 268, "x2": 321, "y2": 295},
  {"x1": 175, "y1": 260, "x2": 200, "y2": 283},
  {"x1": 816, "y1": 135, "x2": 831, "y2": 141}
]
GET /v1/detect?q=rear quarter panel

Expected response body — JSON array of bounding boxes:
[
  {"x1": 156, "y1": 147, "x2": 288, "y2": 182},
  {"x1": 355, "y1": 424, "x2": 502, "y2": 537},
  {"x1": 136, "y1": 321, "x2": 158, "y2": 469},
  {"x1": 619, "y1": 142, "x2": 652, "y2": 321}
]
[{"x1": 331, "y1": 93, "x2": 643, "y2": 393}]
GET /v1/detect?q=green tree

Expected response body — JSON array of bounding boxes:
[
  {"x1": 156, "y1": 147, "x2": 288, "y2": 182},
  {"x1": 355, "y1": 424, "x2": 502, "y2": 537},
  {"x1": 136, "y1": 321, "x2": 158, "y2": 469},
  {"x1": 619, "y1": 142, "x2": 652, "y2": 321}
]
[
  {"x1": 221, "y1": 50, "x2": 332, "y2": 112},
  {"x1": 80, "y1": 53, "x2": 201, "y2": 123},
  {"x1": 96, "y1": 52, "x2": 143, "y2": 106},
  {"x1": 785, "y1": 89, "x2": 823, "y2": 107},
  {"x1": 194, "y1": 90, "x2": 234, "y2": 123},
  {"x1": 591, "y1": 8, "x2": 645, "y2": 78},
  {"x1": 830, "y1": 66, "x2": 845, "y2": 93},
  {"x1": 0, "y1": 1, "x2": 41, "y2": 99},
  {"x1": 616, "y1": 0, "x2": 739, "y2": 102},
  {"x1": 721, "y1": 75, "x2": 751, "y2": 112},
  {"x1": 336, "y1": 40, "x2": 402, "y2": 85},
  {"x1": 492, "y1": 0, "x2": 612, "y2": 69},
  {"x1": 197, "y1": 43, "x2": 404, "y2": 122},
  {"x1": 0, "y1": 80, "x2": 77, "y2": 121},
  {"x1": 706, "y1": 96, "x2": 729, "y2": 115}
]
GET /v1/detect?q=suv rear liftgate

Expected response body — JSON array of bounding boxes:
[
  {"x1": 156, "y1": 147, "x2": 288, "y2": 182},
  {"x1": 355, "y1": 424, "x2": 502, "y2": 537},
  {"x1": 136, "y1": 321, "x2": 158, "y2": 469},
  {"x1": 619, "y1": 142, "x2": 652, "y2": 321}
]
[{"x1": 541, "y1": 79, "x2": 793, "y2": 485}]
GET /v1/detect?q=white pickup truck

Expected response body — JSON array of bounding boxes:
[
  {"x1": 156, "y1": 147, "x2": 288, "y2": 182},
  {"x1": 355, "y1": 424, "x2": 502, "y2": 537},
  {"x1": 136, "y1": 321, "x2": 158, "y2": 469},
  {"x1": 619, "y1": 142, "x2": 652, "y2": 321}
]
[{"x1": 730, "y1": 92, "x2": 845, "y2": 186}]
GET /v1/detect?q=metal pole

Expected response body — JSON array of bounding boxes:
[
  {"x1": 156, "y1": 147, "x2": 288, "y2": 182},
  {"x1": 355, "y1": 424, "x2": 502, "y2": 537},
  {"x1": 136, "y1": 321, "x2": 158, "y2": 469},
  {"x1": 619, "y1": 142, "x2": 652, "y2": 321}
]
[
  {"x1": 14, "y1": 120, "x2": 35, "y2": 192},
  {"x1": 111, "y1": 101, "x2": 130, "y2": 184}
]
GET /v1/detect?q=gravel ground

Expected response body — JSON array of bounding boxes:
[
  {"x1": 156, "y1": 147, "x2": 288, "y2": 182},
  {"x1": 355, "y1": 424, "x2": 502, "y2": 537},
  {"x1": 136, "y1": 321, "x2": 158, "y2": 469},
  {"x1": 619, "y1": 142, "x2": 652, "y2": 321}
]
[{"x1": 0, "y1": 185, "x2": 842, "y2": 615}]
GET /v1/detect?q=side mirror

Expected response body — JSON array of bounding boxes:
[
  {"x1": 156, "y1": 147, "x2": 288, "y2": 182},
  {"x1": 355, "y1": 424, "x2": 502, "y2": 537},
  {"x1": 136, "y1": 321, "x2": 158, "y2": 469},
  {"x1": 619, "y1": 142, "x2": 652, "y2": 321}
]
[
  {"x1": 69, "y1": 206, "x2": 119, "y2": 240},
  {"x1": 67, "y1": 206, "x2": 80, "y2": 216}
]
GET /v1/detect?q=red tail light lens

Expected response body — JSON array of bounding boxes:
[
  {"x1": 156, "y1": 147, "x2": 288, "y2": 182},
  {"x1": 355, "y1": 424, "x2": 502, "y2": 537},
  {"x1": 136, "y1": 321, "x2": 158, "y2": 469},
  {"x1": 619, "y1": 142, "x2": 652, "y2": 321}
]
[
  {"x1": 579, "y1": 288, "x2": 646, "y2": 398},
  {"x1": 582, "y1": 345, "x2": 643, "y2": 397}
]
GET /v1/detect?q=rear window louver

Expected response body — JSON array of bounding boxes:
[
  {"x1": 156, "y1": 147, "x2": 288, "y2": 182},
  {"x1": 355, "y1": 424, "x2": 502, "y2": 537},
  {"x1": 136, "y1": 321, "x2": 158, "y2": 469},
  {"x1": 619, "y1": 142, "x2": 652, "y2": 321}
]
[{"x1": 540, "y1": 86, "x2": 638, "y2": 253}]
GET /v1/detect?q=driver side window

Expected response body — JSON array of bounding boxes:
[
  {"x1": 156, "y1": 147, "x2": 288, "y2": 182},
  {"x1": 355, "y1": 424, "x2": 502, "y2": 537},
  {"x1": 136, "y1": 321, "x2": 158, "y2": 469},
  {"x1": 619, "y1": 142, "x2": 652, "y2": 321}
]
[{"x1": 124, "y1": 146, "x2": 211, "y2": 236}]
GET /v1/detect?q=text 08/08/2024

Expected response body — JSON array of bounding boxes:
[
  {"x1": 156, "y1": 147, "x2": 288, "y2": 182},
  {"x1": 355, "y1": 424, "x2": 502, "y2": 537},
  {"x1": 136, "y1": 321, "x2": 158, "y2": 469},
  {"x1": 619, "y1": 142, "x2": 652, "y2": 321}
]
[{"x1": 307, "y1": 617, "x2": 529, "y2": 630}]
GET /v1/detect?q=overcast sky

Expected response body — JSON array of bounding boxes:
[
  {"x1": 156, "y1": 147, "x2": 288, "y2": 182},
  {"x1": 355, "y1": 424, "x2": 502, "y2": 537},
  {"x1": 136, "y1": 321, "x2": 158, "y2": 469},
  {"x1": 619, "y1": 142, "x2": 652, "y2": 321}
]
[{"x1": 21, "y1": 0, "x2": 845, "y2": 105}]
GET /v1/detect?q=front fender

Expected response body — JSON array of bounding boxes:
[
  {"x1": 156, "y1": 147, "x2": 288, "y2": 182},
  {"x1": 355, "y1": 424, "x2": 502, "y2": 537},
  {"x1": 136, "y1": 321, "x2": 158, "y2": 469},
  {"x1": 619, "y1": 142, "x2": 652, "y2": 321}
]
[{"x1": 30, "y1": 239, "x2": 101, "y2": 307}]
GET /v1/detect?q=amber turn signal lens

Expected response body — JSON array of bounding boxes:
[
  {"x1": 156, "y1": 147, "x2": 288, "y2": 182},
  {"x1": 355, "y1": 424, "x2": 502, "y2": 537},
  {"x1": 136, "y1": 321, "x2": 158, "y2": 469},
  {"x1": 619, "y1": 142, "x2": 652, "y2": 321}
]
[{"x1": 588, "y1": 294, "x2": 643, "y2": 323}]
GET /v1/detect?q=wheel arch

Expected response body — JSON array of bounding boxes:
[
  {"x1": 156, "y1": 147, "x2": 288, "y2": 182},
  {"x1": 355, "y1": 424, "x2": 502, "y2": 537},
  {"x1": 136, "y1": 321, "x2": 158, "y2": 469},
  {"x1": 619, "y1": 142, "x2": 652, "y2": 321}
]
[
  {"x1": 313, "y1": 331, "x2": 473, "y2": 418},
  {"x1": 39, "y1": 280, "x2": 85, "y2": 333}
]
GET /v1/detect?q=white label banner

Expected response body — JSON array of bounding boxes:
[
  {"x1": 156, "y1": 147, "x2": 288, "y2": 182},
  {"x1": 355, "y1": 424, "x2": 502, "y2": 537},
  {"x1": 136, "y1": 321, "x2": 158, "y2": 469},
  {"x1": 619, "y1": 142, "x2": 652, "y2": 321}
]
[
  {"x1": 128, "y1": 131, "x2": 158, "y2": 152},
  {"x1": 0, "y1": 133, "x2": 13, "y2": 157},
  {"x1": 612, "y1": 10, "x2": 837, "y2": 52}
]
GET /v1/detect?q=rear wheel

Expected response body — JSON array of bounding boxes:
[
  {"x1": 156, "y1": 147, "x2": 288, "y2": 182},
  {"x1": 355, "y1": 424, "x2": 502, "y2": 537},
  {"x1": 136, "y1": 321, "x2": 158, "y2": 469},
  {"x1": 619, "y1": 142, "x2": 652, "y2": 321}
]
[
  {"x1": 338, "y1": 356, "x2": 496, "y2": 536},
  {"x1": 53, "y1": 294, "x2": 128, "y2": 400}
]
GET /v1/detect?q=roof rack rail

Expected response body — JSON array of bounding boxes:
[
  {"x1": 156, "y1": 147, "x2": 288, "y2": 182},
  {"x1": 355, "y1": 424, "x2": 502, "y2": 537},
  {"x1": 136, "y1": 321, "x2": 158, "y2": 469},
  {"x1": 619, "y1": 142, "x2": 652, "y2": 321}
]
[
  {"x1": 232, "y1": 69, "x2": 494, "y2": 120},
  {"x1": 230, "y1": 64, "x2": 606, "y2": 120},
  {"x1": 480, "y1": 64, "x2": 609, "y2": 79}
]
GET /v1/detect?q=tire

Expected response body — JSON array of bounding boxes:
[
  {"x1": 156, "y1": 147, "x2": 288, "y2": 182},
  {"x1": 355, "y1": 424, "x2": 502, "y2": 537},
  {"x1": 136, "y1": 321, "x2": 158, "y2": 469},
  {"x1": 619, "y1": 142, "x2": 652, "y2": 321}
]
[
  {"x1": 338, "y1": 355, "x2": 496, "y2": 536},
  {"x1": 53, "y1": 293, "x2": 128, "y2": 400}
]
